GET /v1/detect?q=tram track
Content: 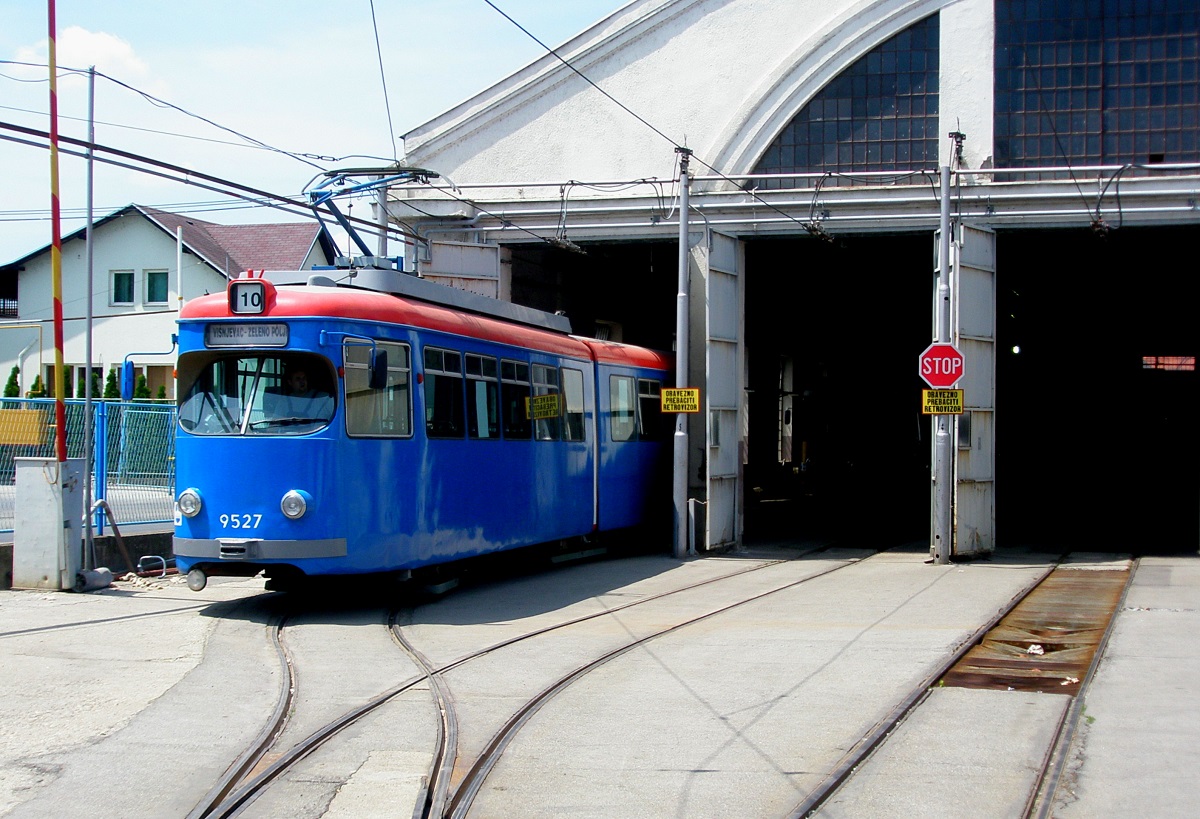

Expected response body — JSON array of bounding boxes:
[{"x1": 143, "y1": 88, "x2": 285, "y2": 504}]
[
  {"x1": 190, "y1": 545, "x2": 850, "y2": 818},
  {"x1": 792, "y1": 554, "x2": 1138, "y2": 819},
  {"x1": 194, "y1": 541, "x2": 1095, "y2": 819},
  {"x1": 437, "y1": 549, "x2": 871, "y2": 819},
  {"x1": 186, "y1": 611, "x2": 295, "y2": 819}
]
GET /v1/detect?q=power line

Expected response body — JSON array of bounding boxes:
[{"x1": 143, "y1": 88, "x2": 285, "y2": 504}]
[
  {"x1": 0, "y1": 102, "x2": 299, "y2": 152},
  {"x1": 0, "y1": 59, "x2": 335, "y2": 170},
  {"x1": 480, "y1": 1, "x2": 841, "y2": 238},
  {"x1": 90, "y1": 68, "x2": 330, "y2": 172},
  {"x1": 368, "y1": 0, "x2": 400, "y2": 162},
  {"x1": 0, "y1": 121, "x2": 421, "y2": 245},
  {"x1": 481, "y1": 1, "x2": 680, "y2": 150}
]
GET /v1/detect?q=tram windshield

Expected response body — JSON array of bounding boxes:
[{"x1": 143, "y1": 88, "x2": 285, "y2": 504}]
[{"x1": 177, "y1": 352, "x2": 336, "y2": 436}]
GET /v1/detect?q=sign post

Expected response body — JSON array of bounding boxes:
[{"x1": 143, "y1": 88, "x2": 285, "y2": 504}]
[{"x1": 929, "y1": 165, "x2": 956, "y2": 565}]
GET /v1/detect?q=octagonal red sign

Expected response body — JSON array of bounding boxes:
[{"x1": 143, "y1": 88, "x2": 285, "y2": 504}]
[{"x1": 919, "y1": 343, "x2": 964, "y2": 388}]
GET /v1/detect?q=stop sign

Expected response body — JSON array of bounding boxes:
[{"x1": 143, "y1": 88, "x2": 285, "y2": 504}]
[{"x1": 919, "y1": 343, "x2": 964, "y2": 388}]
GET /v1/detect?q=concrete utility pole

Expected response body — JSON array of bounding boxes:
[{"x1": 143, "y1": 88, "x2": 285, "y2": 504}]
[
  {"x1": 673, "y1": 147, "x2": 692, "y2": 559},
  {"x1": 931, "y1": 165, "x2": 954, "y2": 564}
]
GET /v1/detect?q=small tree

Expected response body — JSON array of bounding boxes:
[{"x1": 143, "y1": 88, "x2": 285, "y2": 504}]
[
  {"x1": 156, "y1": 385, "x2": 167, "y2": 400},
  {"x1": 27, "y1": 375, "x2": 45, "y2": 397},
  {"x1": 104, "y1": 369, "x2": 120, "y2": 399},
  {"x1": 62, "y1": 372, "x2": 73, "y2": 398},
  {"x1": 134, "y1": 374, "x2": 151, "y2": 400},
  {"x1": 4, "y1": 365, "x2": 18, "y2": 398}
]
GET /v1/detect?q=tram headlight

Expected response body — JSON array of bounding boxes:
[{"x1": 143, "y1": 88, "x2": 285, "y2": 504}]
[
  {"x1": 178, "y1": 488, "x2": 203, "y2": 518},
  {"x1": 280, "y1": 490, "x2": 310, "y2": 520}
]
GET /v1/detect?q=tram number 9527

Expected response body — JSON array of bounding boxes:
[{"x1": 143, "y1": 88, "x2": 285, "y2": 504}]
[{"x1": 220, "y1": 513, "x2": 263, "y2": 529}]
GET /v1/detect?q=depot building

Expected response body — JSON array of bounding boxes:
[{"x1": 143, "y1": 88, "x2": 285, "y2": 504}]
[{"x1": 386, "y1": 0, "x2": 1200, "y2": 556}]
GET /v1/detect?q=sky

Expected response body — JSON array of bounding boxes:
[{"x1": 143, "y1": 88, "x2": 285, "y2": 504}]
[{"x1": 0, "y1": 0, "x2": 628, "y2": 266}]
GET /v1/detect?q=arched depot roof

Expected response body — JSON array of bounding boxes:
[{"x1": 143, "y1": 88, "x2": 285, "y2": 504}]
[{"x1": 400, "y1": 0, "x2": 943, "y2": 187}]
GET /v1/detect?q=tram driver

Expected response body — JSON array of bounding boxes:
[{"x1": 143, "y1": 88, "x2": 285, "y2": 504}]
[{"x1": 279, "y1": 366, "x2": 334, "y2": 419}]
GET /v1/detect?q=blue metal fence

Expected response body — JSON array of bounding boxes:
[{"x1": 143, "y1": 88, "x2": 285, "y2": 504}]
[{"x1": 0, "y1": 398, "x2": 176, "y2": 533}]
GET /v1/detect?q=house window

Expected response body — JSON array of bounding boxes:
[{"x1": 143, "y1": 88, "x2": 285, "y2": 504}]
[
  {"x1": 111, "y1": 270, "x2": 134, "y2": 305},
  {"x1": 146, "y1": 270, "x2": 168, "y2": 304}
]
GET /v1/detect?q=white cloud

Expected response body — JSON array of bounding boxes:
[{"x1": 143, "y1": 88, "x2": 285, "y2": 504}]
[{"x1": 15, "y1": 27, "x2": 163, "y2": 95}]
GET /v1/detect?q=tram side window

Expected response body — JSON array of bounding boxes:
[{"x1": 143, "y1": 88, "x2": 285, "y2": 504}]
[
  {"x1": 638, "y1": 379, "x2": 664, "y2": 441},
  {"x1": 562, "y1": 368, "x2": 586, "y2": 442},
  {"x1": 424, "y1": 347, "x2": 465, "y2": 438},
  {"x1": 610, "y1": 375, "x2": 636, "y2": 442},
  {"x1": 532, "y1": 364, "x2": 561, "y2": 441},
  {"x1": 501, "y1": 359, "x2": 532, "y2": 440},
  {"x1": 466, "y1": 353, "x2": 500, "y2": 439},
  {"x1": 345, "y1": 341, "x2": 411, "y2": 437}
]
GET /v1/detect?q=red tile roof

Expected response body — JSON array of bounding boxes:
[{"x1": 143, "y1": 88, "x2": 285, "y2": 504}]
[{"x1": 140, "y1": 207, "x2": 325, "y2": 275}]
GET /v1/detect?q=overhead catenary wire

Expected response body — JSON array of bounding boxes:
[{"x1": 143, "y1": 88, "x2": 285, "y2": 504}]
[
  {"x1": 0, "y1": 120, "x2": 422, "y2": 246},
  {"x1": 0, "y1": 59, "x2": 351, "y2": 168},
  {"x1": 368, "y1": 0, "x2": 400, "y2": 163},
  {"x1": 479, "y1": 0, "x2": 866, "y2": 238}
]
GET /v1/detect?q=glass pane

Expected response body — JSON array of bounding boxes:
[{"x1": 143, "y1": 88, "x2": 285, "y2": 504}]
[
  {"x1": 146, "y1": 271, "x2": 168, "y2": 303},
  {"x1": 178, "y1": 352, "x2": 335, "y2": 436},
  {"x1": 113, "y1": 271, "x2": 133, "y2": 304},
  {"x1": 345, "y1": 341, "x2": 411, "y2": 437},
  {"x1": 751, "y1": 14, "x2": 940, "y2": 181},
  {"x1": 610, "y1": 375, "x2": 636, "y2": 442},
  {"x1": 563, "y1": 368, "x2": 586, "y2": 442},
  {"x1": 994, "y1": 0, "x2": 1200, "y2": 172}
]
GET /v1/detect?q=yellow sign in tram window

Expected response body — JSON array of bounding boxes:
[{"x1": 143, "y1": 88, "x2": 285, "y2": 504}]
[
  {"x1": 661, "y1": 388, "x2": 700, "y2": 413},
  {"x1": 922, "y1": 389, "x2": 964, "y2": 415},
  {"x1": 526, "y1": 394, "x2": 561, "y2": 420}
]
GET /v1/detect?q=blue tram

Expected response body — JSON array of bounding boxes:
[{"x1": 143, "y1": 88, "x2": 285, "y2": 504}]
[{"x1": 173, "y1": 273, "x2": 672, "y2": 590}]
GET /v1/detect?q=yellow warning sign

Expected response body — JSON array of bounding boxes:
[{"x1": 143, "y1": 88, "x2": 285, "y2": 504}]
[
  {"x1": 922, "y1": 389, "x2": 964, "y2": 415},
  {"x1": 526, "y1": 394, "x2": 561, "y2": 420},
  {"x1": 661, "y1": 388, "x2": 700, "y2": 413}
]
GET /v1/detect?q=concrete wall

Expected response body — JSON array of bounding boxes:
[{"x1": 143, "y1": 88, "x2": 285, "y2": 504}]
[{"x1": 1, "y1": 532, "x2": 174, "y2": 590}]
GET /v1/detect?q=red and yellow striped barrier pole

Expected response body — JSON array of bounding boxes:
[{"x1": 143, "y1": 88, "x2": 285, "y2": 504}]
[{"x1": 47, "y1": 0, "x2": 67, "y2": 462}]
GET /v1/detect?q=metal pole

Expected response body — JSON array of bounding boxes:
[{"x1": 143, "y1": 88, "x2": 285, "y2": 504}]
[
  {"x1": 931, "y1": 165, "x2": 953, "y2": 564},
  {"x1": 673, "y1": 148, "x2": 692, "y2": 559},
  {"x1": 176, "y1": 225, "x2": 183, "y2": 401},
  {"x1": 376, "y1": 176, "x2": 388, "y2": 258},
  {"x1": 83, "y1": 65, "x2": 96, "y2": 567}
]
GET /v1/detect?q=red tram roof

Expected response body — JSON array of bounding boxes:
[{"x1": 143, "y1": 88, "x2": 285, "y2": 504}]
[{"x1": 181, "y1": 286, "x2": 672, "y2": 370}]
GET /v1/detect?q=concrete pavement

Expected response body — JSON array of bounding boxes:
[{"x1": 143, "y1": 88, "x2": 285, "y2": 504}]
[{"x1": 0, "y1": 545, "x2": 1194, "y2": 817}]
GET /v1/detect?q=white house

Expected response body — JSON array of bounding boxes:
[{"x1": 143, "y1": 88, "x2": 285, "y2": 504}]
[
  {"x1": 0, "y1": 205, "x2": 335, "y2": 400},
  {"x1": 390, "y1": 0, "x2": 1200, "y2": 555}
]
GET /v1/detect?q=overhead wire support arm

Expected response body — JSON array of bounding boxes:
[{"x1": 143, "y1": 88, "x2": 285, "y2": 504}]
[{"x1": 304, "y1": 166, "x2": 441, "y2": 259}]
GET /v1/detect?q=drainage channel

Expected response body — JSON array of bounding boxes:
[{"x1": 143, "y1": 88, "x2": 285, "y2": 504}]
[{"x1": 939, "y1": 565, "x2": 1130, "y2": 695}]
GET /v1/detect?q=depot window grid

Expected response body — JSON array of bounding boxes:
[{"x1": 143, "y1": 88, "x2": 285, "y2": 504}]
[
  {"x1": 752, "y1": 14, "x2": 940, "y2": 187},
  {"x1": 994, "y1": 0, "x2": 1200, "y2": 178}
]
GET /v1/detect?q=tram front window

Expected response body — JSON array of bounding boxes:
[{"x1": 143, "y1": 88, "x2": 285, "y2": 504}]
[{"x1": 178, "y1": 352, "x2": 336, "y2": 435}]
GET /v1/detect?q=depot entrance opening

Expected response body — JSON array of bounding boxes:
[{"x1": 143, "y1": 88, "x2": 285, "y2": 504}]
[
  {"x1": 744, "y1": 235, "x2": 932, "y2": 546},
  {"x1": 997, "y1": 226, "x2": 1199, "y2": 553}
]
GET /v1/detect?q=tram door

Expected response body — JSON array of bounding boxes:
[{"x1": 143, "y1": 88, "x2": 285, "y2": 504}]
[{"x1": 701, "y1": 232, "x2": 746, "y2": 550}]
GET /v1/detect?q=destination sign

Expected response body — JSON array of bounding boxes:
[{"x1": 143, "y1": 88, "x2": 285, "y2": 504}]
[
  {"x1": 921, "y1": 389, "x2": 964, "y2": 415},
  {"x1": 205, "y1": 323, "x2": 289, "y2": 348},
  {"x1": 661, "y1": 388, "x2": 700, "y2": 413}
]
